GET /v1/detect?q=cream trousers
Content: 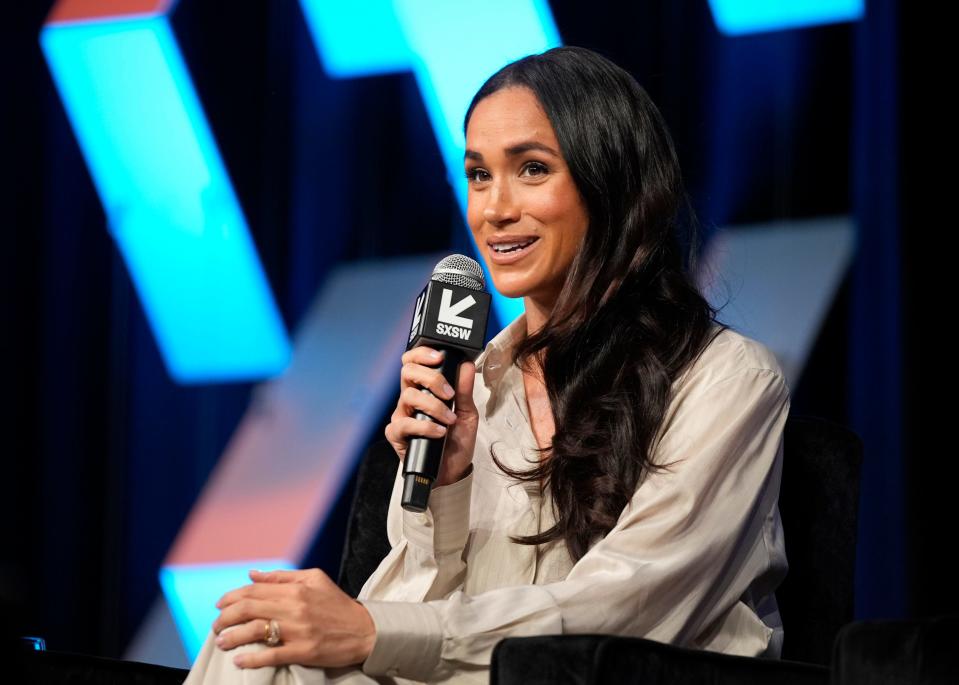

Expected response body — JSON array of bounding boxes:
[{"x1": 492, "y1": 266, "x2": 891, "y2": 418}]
[{"x1": 183, "y1": 625, "x2": 397, "y2": 685}]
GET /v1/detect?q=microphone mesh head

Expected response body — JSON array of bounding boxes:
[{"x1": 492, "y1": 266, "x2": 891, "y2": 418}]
[{"x1": 431, "y1": 254, "x2": 486, "y2": 291}]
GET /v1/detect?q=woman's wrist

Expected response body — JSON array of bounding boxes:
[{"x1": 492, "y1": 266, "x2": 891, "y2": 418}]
[
  {"x1": 352, "y1": 600, "x2": 377, "y2": 664},
  {"x1": 435, "y1": 462, "x2": 473, "y2": 488}
]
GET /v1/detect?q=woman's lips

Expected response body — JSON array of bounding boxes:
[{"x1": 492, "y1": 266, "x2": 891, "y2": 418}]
[{"x1": 487, "y1": 237, "x2": 541, "y2": 265}]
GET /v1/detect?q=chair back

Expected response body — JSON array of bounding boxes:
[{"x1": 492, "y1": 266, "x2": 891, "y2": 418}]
[
  {"x1": 777, "y1": 414, "x2": 864, "y2": 665},
  {"x1": 337, "y1": 439, "x2": 397, "y2": 598},
  {"x1": 832, "y1": 615, "x2": 959, "y2": 684}
]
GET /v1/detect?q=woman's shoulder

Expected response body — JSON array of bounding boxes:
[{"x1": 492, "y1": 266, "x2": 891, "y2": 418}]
[
  {"x1": 651, "y1": 324, "x2": 790, "y2": 458},
  {"x1": 673, "y1": 323, "x2": 788, "y2": 395}
]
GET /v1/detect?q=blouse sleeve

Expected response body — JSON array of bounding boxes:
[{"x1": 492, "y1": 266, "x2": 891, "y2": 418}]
[
  {"x1": 358, "y1": 367, "x2": 790, "y2": 683},
  {"x1": 356, "y1": 459, "x2": 474, "y2": 603}
]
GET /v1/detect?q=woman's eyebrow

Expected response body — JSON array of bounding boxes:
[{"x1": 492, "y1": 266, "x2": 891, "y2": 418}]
[{"x1": 464, "y1": 141, "x2": 559, "y2": 161}]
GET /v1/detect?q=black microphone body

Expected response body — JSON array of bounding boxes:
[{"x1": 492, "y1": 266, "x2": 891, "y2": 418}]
[{"x1": 401, "y1": 257, "x2": 491, "y2": 512}]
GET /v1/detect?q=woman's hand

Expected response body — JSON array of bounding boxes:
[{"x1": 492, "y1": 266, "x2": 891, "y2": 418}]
[
  {"x1": 212, "y1": 568, "x2": 375, "y2": 669},
  {"x1": 384, "y1": 346, "x2": 478, "y2": 486}
]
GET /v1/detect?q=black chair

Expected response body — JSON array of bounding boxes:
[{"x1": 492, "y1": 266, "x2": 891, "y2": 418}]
[
  {"x1": 337, "y1": 414, "x2": 864, "y2": 683},
  {"x1": 777, "y1": 414, "x2": 864, "y2": 664},
  {"x1": 831, "y1": 615, "x2": 959, "y2": 685},
  {"x1": 490, "y1": 634, "x2": 830, "y2": 685},
  {"x1": 337, "y1": 437, "x2": 400, "y2": 598},
  {"x1": 14, "y1": 648, "x2": 189, "y2": 685}
]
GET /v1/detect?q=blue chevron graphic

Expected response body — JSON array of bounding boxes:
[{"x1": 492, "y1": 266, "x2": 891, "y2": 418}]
[
  {"x1": 41, "y1": 10, "x2": 291, "y2": 383},
  {"x1": 707, "y1": 0, "x2": 864, "y2": 36}
]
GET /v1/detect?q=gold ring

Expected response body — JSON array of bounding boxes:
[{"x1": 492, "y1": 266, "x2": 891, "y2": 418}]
[{"x1": 265, "y1": 619, "x2": 281, "y2": 647}]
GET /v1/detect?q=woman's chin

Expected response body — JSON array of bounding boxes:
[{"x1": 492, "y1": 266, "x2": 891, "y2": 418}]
[{"x1": 489, "y1": 275, "x2": 532, "y2": 300}]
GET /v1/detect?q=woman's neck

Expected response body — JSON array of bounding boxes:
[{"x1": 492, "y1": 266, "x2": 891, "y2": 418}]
[
  {"x1": 521, "y1": 294, "x2": 555, "y2": 387},
  {"x1": 523, "y1": 294, "x2": 555, "y2": 338}
]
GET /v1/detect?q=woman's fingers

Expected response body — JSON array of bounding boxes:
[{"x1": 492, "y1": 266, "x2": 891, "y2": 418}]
[
  {"x1": 400, "y1": 361, "x2": 455, "y2": 400},
  {"x1": 248, "y1": 569, "x2": 310, "y2": 584},
  {"x1": 213, "y1": 598, "x2": 280, "y2": 635},
  {"x1": 454, "y1": 361, "x2": 477, "y2": 415},
  {"x1": 385, "y1": 416, "x2": 449, "y2": 461},
  {"x1": 216, "y1": 581, "x2": 291, "y2": 609},
  {"x1": 387, "y1": 345, "x2": 458, "y2": 462},
  {"x1": 384, "y1": 416, "x2": 447, "y2": 456},
  {"x1": 401, "y1": 386, "x2": 458, "y2": 424},
  {"x1": 400, "y1": 346, "x2": 444, "y2": 367},
  {"x1": 214, "y1": 618, "x2": 270, "y2": 651}
]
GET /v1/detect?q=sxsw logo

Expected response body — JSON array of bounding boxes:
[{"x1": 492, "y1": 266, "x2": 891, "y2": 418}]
[{"x1": 436, "y1": 288, "x2": 475, "y2": 340}]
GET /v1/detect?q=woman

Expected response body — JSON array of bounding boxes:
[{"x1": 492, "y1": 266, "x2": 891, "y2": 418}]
[{"x1": 186, "y1": 45, "x2": 790, "y2": 684}]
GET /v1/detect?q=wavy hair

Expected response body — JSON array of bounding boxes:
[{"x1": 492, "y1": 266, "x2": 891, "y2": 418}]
[{"x1": 463, "y1": 46, "x2": 728, "y2": 561}]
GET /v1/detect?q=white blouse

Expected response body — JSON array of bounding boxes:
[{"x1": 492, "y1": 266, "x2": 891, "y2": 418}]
[{"x1": 357, "y1": 313, "x2": 791, "y2": 684}]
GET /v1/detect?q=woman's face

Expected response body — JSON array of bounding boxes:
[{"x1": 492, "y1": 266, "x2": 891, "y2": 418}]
[{"x1": 464, "y1": 86, "x2": 589, "y2": 306}]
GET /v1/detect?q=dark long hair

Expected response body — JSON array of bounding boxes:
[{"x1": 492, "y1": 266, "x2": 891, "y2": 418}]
[{"x1": 463, "y1": 46, "x2": 727, "y2": 562}]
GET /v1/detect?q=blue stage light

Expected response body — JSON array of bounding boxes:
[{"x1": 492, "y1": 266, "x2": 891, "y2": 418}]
[
  {"x1": 161, "y1": 559, "x2": 295, "y2": 658},
  {"x1": 41, "y1": 16, "x2": 291, "y2": 382},
  {"x1": 708, "y1": 0, "x2": 864, "y2": 36},
  {"x1": 298, "y1": 0, "x2": 412, "y2": 77}
]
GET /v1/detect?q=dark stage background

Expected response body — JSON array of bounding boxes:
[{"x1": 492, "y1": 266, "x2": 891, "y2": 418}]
[{"x1": 2, "y1": 0, "x2": 950, "y2": 661}]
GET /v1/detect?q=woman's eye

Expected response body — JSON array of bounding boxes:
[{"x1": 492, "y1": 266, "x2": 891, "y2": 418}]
[
  {"x1": 522, "y1": 162, "x2": 548, "y2": 177},
  {"x1": 465, "y1": 168, "x2": 490, "y2": 183}
]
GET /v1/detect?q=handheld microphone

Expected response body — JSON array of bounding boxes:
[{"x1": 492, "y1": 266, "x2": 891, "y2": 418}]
[{"x1": 401, "y1": 255, "x2": 491, "y2": 512}]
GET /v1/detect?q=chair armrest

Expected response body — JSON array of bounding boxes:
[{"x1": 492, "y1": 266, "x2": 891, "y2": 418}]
[
  {"x1": 491, "y1": 634, "x2": 829, "y2": 685},
  {"x1": 18, "y1": 649, "x2": 190, "y2": 685}
]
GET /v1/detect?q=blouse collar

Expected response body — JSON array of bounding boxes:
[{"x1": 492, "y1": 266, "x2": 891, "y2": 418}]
[{"x1": 476, "y1": 312, "x2": 528, "y2": 390}]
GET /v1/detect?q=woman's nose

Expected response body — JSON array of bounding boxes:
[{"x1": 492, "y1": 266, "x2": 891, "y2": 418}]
[{"x1": 483, "y1": 181, "x2": 520, "y2": 225}]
